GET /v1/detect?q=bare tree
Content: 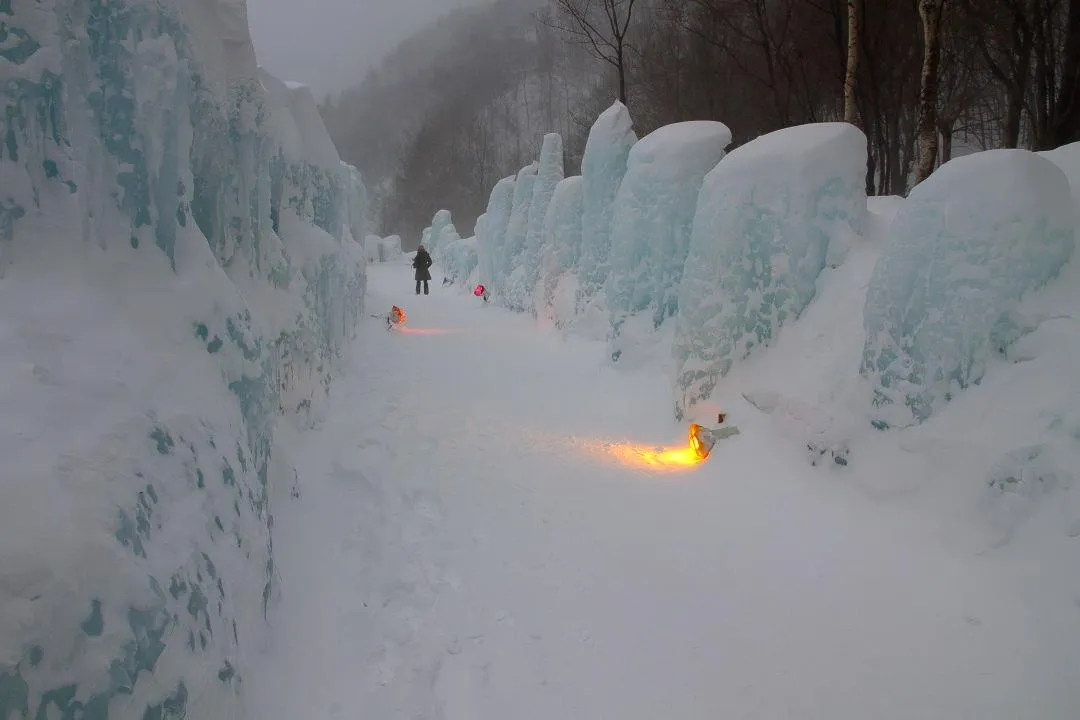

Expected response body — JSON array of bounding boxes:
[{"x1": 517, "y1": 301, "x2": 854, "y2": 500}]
[
  {"x1": 915, "y1": 0, "x2": 947, "y2": 184},
  {"x1": 843, "y1": 0, "x2": 860, "y2": 124},
  {"x1": 545, "y1": 0, "x2": 638, "y2": 104}
]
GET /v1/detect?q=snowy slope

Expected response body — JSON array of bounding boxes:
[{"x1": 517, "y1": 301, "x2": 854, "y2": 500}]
[{"x1": 0, "y1": 1, "x2": 366, "y2": 717}]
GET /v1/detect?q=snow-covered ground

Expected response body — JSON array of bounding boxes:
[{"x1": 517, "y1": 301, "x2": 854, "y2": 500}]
[{"x1": 250, "y1": 259, "x2": 1080, "y2": 720}]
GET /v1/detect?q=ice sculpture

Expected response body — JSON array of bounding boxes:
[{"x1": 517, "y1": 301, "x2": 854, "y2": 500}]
[
  {"x1": 380, "y1": 234, "x2": 403, "y2": 259},
  {"x1": 861, "y1": 149, "x2": 1074, "y2": 426},
  {"x1": 577, "y1": 101, "x2": 637, "y2": 311},
  {"x1": 477, "y1": 176, "x2": 515, "y2": 292},
  {"x1": 365, "y1": 234, "x2": 384, "y2": 262},
  {"x1": 445, "y1": 235, "x2": 479, "y2": 283},
  {"x1": 674, "y1": 123, "x2": 866, "y2": 418},
  {"x1": 606, "y1": 121, "x2": 731, "y2": 361},
  {"x1": 0, "y1": 1, "x2": 367, "y2": 716},
  {"x1": 535, "y1": 176, "x2": 584, "y2": 326},
  {"x1": 425, "y1": 208, "x2": 453, "y2": 260},
  {"x1": 499, "y1": 162, "x2": 538, "y2": 309},
  {"x1": 513, "y1": 133, "x2": 563, "y2": 311},
  {"x1": 1038, "y1": 141, "x2": 1080, "y2": 211}
]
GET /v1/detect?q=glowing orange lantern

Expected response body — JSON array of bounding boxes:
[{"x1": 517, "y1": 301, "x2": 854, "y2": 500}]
[
  {"x1": 689, "y1": 421, "x2": 740, "y2": 460},
  {"x1": 388, "y1": 305, "x2": 406, "y2": 328}
]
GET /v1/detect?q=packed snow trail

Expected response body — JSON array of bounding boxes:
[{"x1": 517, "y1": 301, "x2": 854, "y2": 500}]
[{"x1": 249, "y1": 262, "x2": 1076, "y2": 720}]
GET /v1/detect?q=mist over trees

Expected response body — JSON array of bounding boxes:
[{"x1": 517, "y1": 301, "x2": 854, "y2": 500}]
[{"x1": 319, "y1": 0, "x2": 1080, "y2": 246}]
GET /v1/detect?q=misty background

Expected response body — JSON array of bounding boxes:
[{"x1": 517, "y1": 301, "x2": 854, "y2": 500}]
[
  {"x1": 247, "y1": 0, "x2": 485, "y2": 98},
  {"x1": 249, "y1": 0, "x2": 1080, "y2": 250}
]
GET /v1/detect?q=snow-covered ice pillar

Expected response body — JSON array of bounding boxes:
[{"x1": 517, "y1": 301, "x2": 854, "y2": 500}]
[{"x1": 674, "y1": 123, "x2": 866, "y2": 419}]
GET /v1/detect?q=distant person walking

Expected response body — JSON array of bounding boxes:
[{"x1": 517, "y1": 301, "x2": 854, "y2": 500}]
[{"x1": 413, "y1": 244, "x2": 433, "y2": 295}]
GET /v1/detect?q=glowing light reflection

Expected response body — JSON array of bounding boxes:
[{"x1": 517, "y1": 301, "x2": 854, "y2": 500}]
[
  {"x1": 570, "y1": 436, "x2": 707, "y2": 474},
  {"x1": 605, "y1": 442, "x2": 706, "y2": 472}
]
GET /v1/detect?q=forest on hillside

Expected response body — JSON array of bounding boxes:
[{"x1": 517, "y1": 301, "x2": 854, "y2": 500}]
[{"x1": 319, "y1": 0, "x2": 1080, "y2": 247}]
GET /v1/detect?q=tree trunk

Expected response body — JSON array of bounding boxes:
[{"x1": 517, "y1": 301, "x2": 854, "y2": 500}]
[
  {"x1": 1048, "y1": 0, "x2": 1080, "y2": 147},
  {"x1": 843, "y1": 0, "x2": 860, "y2": 124},
  {"x1": 939, "y1": 119, "x2": 954, "y2": 162},
  {"x1": 915, "y1": 0, "x2": 945, "y2": 185},
  {"x1": 617, "y1": 39, "x2": 628, "y2": 104}
]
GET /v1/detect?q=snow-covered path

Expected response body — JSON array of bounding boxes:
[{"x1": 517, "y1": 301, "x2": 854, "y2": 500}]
[{"x1": 249, "y1": 263, "x2": 1076, "y2": 720}]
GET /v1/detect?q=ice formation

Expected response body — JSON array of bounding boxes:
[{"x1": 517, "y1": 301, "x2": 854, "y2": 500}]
[
  {"x1": 1038, "y1": 141, "x2": 1080, "y2": 212},
  {"x1": 513, "y1": 133, "x2": 563, "y2": 311},
  {"x1": 606, "y1": 121, "x2": 731, "y2": 361},
  {"x1": 365, "y1": 234, "x2": 384, "y2": 262},
  {"x1": 673, "y1": 123, "x2": 866, "y2": 418},
  {"x1": 477, "y1": 176, "x2": 516, "y2": 291},
  {"x1": 861, "y1": 149, "x2": 1074, "y2": 426},
  {"x1": 444, "y1": 235, "x2": 479, "y2": 283},
  {"x1": 0, "y1": 0, "x2": 367, "y2": 716},
  {"x1": 498, "y1": 162, "x2": 538, "y2": 309},
  {"x1": 380, "y1": 234, "x2": 403, "y2": 259},
  {"x1": 436, "y1": 221, "x2": 461, "y2": 273},
  {"x1": 425, "y1": 208, "x2": 453, "y2": 260},
  {"x1": 535, "y1": 176, "x2": 584, "y2": 327},
  {"x1": 577, "y1": 102, "x2": 637, "y2": 311}
]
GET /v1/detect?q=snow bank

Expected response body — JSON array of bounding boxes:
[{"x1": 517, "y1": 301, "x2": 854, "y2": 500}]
[
  {"x1": 0, "y1": 0, "x2": 367, "y2": 716},
  {"x1": 577, "y1": 102, "x2": 636, "y2": 311},
  {"x1": 861, "y1": 149, "x2": 1074, "y2": 426},
  {"x1": 674, "y1": 123, "x2": 866, "y2": 418},
  {"x1": 606, "y1": 121, "x2": 731, "y2": 362}
]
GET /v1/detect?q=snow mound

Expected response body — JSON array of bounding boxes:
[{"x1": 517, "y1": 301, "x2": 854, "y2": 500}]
[
  {"x1": 674, "y1": 122, "x2": 866, "y2": 418},
  {"x1": 606, "y1": 120, "x2": 731, "y2": 362},
  {"x1": 861, "y1": 149, "x2": 1074, "y2": 426},
  {"x1": 0, "y1": 1, "x2": 367, "y2": 716},
  {"x1": 1038, "y1": 141, "x2": 1080, "y2": 224}
]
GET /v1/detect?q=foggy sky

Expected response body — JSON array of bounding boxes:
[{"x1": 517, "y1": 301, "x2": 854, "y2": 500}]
[{"x1": 247, "y1": 0, "x2": 484, "y2": 99}]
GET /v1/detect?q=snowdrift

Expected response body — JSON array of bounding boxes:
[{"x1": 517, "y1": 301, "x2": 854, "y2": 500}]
[{"x1": 1, "y1": 0, "x2": 367, "y2": 716}]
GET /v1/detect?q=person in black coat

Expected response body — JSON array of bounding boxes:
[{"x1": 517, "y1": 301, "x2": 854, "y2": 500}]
[{"x1": 413, "y1": 244, "x2": 433, "y2": 295}]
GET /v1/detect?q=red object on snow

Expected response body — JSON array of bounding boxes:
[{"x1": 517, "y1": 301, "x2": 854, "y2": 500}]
[{"x1": 473, "y1": 284, "x2": 486, "y2": 297}]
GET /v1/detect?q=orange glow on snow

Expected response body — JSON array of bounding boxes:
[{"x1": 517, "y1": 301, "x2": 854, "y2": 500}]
[
  {"x1": 605, "y1": 442, "x2": 707, "y2": 472},
  {"x1": 573, "y1": 424, "x2": 717, "y2": 474}
]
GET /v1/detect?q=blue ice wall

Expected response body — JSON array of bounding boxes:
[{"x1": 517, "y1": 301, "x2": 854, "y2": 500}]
[
  {"x1": 861, "y1": 149, "x2": 1074, "y2": 427},
  {"x1": 0, "y1": 1, "x2": 368, "y2": 716}
]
